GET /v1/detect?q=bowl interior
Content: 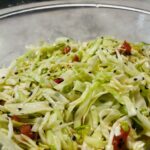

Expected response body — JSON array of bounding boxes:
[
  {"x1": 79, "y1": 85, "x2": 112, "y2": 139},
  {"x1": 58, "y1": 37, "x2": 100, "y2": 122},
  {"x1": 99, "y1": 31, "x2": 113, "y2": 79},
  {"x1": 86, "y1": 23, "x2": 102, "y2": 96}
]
[{"x1": 0, "y1": 3, "x2": 150, "y2": 66}]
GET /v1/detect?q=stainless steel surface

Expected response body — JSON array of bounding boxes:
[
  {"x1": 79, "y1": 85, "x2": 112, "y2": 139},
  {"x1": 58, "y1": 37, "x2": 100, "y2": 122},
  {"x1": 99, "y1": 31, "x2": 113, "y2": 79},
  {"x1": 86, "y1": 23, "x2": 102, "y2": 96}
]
[{"x1": 0, "y1": 0, "x2": 150, "y2": 67}]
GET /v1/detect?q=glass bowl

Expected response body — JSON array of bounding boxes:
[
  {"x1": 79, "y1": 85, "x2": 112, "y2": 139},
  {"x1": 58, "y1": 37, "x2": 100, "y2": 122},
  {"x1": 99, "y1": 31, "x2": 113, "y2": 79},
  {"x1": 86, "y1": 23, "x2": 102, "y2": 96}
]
[{"x1": 0, "y1": 0, "x2": 150, "y2": 66}]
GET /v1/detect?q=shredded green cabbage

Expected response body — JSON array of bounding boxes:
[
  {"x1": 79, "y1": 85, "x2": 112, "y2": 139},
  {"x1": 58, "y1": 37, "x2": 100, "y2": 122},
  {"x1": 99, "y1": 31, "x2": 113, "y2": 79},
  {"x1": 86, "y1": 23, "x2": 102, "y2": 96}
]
[{"x1": 0, "y1": 36, "x2": 150, "y2": 150}]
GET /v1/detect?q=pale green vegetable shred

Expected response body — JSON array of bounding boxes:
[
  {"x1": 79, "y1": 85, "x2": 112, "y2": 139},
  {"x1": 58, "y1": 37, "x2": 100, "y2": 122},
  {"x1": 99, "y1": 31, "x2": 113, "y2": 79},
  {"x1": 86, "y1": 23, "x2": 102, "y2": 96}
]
[{"x1": 0, "y1": 37, "x2": 150, "y2": 150}]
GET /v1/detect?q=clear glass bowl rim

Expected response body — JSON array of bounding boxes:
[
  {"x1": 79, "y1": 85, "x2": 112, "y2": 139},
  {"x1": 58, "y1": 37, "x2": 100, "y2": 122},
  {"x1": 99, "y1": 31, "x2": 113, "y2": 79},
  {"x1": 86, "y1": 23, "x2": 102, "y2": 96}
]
[{"x1": 0, "y1": 1, "x2": 150, "y2": 19}]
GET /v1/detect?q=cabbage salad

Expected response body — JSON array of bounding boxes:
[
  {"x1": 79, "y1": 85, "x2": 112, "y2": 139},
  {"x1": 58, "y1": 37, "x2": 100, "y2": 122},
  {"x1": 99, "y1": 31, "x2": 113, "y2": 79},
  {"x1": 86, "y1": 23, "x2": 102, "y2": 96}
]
[{"x1": 0, "y1": 37, "x2": 150, "y2": 150}]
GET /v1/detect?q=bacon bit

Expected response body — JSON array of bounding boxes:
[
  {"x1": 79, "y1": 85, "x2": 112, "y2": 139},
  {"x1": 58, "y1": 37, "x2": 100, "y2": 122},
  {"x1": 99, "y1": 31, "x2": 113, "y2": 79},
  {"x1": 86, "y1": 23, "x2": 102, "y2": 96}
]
[
  {"x1": 20, "y1": 124, "x2": 34, "y2": 139},
  {"x1": 119, "y1": 41, "x2": 131, "y2": 55},
  {"x1": 73, "y1": 55, "x2": 80, "y2": 62},
  {"x1": 63, "y1": 46, "x2": 71, "y2": 54},
  {"x1": 11, "y1": 115, "x2": 20, "y2": 122},
  {"x1": 112, "y1": 127, "x2": 130, "y2": 150},
  {"x1": 54, "y1": 78, "x2": 64, "y2": 84}
]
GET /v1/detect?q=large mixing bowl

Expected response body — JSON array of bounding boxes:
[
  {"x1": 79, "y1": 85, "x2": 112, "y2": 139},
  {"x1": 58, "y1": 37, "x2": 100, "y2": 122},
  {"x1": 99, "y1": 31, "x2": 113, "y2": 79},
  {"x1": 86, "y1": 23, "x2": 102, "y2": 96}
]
[
  {"x1": 0, "y1": 0, "x2": 150, "y2": 65},
  {"x1": 0, "y1": 0, "x2": 150, "y2": 149}
]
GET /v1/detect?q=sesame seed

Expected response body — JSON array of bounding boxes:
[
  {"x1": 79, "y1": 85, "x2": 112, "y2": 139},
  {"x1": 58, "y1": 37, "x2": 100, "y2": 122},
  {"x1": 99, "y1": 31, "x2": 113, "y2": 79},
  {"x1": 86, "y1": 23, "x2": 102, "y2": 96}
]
[
  {"x1": 71, "y1": 135, "x2": 76, "y2": 141},
  {"x1": 89, "y1": 130, "x2": 94, "y2": 136},
  {"x1": 49, "y1": 103, "x2": 52, "y2": 107},
  {"x1": 103, "y1": 66, "x2": 107, "y2": 68},
  {"x1": 29, "y1": 82, "x2": 32, "y2": 87},
  {"x1": 65, "y1": 104, "x2": 68, "y2": 110},
  {"x1": 18, "y1": 108, "x2": 22, "y2": 111},
  {"x1": 29, "y1": 91, "x2": 33, "y2": 97},
  {"x1": 14, "y1": 72, "x2": 18, "y2": 75},
  {"x1": 7, "y1": 112, "x2": 11, "y2": 117}
]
